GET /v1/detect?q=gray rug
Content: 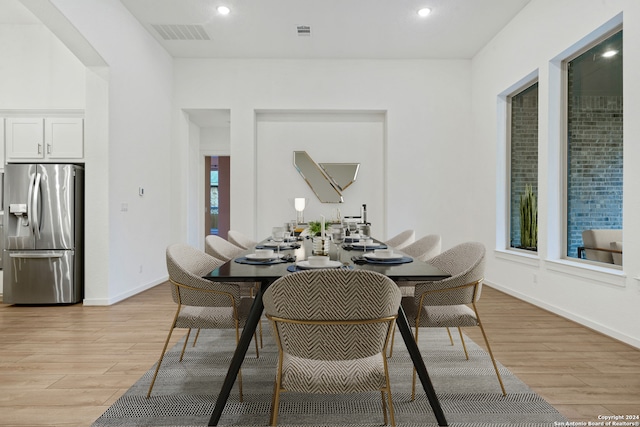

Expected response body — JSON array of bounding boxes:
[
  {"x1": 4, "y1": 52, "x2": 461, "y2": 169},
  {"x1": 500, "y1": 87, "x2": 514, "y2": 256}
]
[{"x1": 93, "y1": 324, "x2": 566, "y2": 426}]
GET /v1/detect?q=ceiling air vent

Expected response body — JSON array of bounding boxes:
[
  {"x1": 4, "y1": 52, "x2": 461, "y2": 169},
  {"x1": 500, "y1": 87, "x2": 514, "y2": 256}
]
[
  {"x1": 296, "y1": 25, "x2": 311, "y2": 36},
  {"x1": 152, "y1": 24, "x2": 210, "y2": 41}
]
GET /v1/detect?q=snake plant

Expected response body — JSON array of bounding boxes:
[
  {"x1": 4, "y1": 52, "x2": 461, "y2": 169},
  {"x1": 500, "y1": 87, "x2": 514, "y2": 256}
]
[{"x1": 519, "y1": 184, "x2": 537, "y2": 249}]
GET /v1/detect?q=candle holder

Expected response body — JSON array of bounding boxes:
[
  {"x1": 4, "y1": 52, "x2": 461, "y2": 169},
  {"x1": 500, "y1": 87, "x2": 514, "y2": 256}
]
[{"x1": 312, "y1": 236, "x2": 330, "y2": 256}]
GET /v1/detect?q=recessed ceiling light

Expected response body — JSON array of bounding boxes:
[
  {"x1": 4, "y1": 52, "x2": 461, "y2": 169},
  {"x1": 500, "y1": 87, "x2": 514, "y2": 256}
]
[
  {"x1": 217, "y1": 6, "x2": 230, "y2": 15},
  {"x1": 602, "y1": 50, "x2": 618, "y2": 58},
  {"x1": 417, "y1": 8, "x2": 431, "y2": 17}
]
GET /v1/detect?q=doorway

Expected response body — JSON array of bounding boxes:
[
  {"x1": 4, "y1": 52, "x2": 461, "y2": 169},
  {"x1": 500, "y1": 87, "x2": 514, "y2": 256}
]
[{"x1": 205, "y1": 156, "x2": 230, "y2": 239}]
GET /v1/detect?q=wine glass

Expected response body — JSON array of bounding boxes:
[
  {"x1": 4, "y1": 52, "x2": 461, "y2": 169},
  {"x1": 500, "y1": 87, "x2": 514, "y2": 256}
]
[
  {"x1": 331, "y1": 226, "x2": 345, "y2": 263},
  {"x1": 272, "y1": 227, "x2": 285, "y2": 256}
]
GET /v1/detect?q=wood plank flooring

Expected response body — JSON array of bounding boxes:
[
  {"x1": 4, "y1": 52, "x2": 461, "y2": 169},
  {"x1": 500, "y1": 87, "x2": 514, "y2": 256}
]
[{"x1": 1, "y1": 284, "x2": 638, "y2": 426}]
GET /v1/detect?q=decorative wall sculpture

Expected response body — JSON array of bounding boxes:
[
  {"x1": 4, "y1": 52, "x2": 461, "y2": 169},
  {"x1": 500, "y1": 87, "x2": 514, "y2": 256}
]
[{"x1": 293, "y1": 151, "x2": 359, "y2": 203}]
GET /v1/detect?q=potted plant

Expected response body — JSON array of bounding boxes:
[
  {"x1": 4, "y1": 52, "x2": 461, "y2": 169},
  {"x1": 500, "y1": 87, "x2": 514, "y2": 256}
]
[
  {"x1": 519, "y1": 184, "x2": 537, "y2": 251},
  {"x1": 308, "y1": 221, "x2": 324, "y2": 236}
]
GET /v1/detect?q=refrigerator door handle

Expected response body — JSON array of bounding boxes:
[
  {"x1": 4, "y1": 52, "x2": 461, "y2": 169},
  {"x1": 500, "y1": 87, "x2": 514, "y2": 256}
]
[
  {"x1": 9, "y1": 252, "x2": 65, "y2": 259},
  {"x1": 26, "y1": 172, "x2": 35, "y2": 228},
  {"x1": 30, "y1": 172, "x2": 42, "y2": 239}
]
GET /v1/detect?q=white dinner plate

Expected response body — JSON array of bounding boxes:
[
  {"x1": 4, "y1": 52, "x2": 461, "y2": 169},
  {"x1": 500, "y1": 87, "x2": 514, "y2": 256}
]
[
  {"x1": 246, "y1": 253, "x2": 285, "y2": 261},
  {"x1": 262, "y1": 241, "x2": 293, "y2": 248},
  {"x1": 296, "y1": 260, "x2": 343, "y2": 269},
  {"x1": 363, "y1": 253, "x2": 405, "y2": 261},
  {"x1": 351, "y1": 242, "x2": 383, "y2": 248}
]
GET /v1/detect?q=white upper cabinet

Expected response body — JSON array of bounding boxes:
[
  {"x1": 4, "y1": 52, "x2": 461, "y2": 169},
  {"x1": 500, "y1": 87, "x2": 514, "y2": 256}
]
[
  {"x1": 0, "y1": 119, "x2": 4, "y2": 169},
  {"x1": 5, "y1": 117, "x2": 84, "y2": 162},
  {"x1": 44, "y1": 118, "x2": 84, "y2": 159}
]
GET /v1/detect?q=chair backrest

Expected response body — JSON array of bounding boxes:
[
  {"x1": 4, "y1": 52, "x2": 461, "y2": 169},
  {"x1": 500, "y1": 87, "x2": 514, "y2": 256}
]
[
  {"x1": 264, "y1": 270, "x2": 401, "y2": 361},
  {"x1": 402, "y1": 234, "x2": 442, "y2": 262},
  {"x1": 581, "y1": 229, "x2": 622, "y2": 264},
  {"x1": 166, "y1": 243, "x2": 241, "y2": 309},
  {"x1": 385, "y1": 229, "x2": 415, "y2": 250},
  {"x1": 415, "y1": 241, "x2": 485, "y2": 306},
  {"x1": 205, "y1": 235, "x2": 244, "y2": 261},
  {"x1": 227, "y1": 230, "x2": 257, "y2": 249}
]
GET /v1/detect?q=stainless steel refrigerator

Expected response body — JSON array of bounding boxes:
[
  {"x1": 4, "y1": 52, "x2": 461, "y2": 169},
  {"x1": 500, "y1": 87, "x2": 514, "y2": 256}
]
[{"x1": 3, "y1": 164, "x2": 84, "y2": 304}]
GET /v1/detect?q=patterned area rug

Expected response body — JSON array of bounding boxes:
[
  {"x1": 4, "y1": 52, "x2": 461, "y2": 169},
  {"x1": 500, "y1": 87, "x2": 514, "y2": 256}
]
[{"x1": 92, "y1": 324, "x2": 566, "y2": 427}]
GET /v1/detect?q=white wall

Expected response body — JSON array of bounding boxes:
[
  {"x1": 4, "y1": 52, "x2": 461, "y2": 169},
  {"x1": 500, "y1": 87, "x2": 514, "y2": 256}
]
[
  {"x1": 0, "y1": 23, "x2": 85, "y2": 109},
  {"x1": 472, "y1": 0, "x2": 640, "y2": 347},
  {"x1": 45, "y1": 0, "x2": 175, "y2": 304},
  {"x1": 255, "y1": 111, "x2": 385, "y2": 238},
  {"x1": 173, "y1": 59, "x2": 473, "y2": 249}
]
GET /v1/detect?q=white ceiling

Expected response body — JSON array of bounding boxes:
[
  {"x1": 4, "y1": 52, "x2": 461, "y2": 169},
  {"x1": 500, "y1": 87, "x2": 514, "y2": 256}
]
[
  {"x1": 119, "y1": 0, "x2": 532, "y2": 59},
  {"x1": 6, "y1": 0, "x2": 531, "y2": 127}
]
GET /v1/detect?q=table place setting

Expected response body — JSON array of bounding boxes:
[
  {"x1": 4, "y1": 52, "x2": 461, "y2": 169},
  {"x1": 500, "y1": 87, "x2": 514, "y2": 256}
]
[
  {"x1": 351, "y1": 248, "x2": 413, "y2": 265},
  {"x1": 256, "y1": 241, "x2": 301, "y2": 250},
  {"x1": 342, "y1": 238, "x2": 388, "y2": 251},
  {"x1": 287, "y1": 255, "x2": 353, "y2": 272},
  {"x1": 234, "y1": 249, "x2": 296, "y2": 265}
]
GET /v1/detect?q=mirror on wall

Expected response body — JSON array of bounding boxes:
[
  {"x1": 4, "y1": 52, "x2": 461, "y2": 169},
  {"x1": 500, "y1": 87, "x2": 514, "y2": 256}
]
[
  {"x1": 319, "y1": 163, "x2": 360, "y2": 191},
  {"x1": 293, "y1": 151, "x2": 360, "y2": 203}
]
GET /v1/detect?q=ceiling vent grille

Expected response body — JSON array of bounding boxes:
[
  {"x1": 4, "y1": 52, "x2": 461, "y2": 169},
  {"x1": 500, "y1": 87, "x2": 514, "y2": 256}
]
[
  {"x1": 152, "y1": 24, "x2": 210, "y2": 41},
  {"x1": 296, "y1": 25, "x2": 311, "y2": 36}
]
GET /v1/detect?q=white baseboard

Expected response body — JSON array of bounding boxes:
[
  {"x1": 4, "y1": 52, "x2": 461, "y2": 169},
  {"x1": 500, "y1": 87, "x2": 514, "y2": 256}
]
[
  {"x1": 82, "y1": 276, "x2": 168, "y2": 306},
  {"x1": 485, "y1": 280, "x2": 640, "y2": 350}
]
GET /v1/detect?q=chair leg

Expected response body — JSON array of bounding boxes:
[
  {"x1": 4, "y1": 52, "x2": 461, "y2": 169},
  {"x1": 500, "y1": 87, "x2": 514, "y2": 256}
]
[
  {"x1": 457, "y1": 327, "x2": 470, "y2": 360},
  {"x1": 270, "y1": 379, "x2": 282, "y2": 426},
  {"x1": 380, "y1": 391, "x2": 388, "y2": 425},
  {"x1": 385, "y1": 390, "x2": 396, "y2": 427},
  {"x1": 474, "y1": 306, "x2": 507, "y2": 396},
  {"x1": 388, "y1": 326, "x2": 395, "y2": 358},
  {"x1": 382, "y1": 354, "x2": 396, "y2": 427},
  {"x1": 179, "y1": 328, "x2": 192, "y2": 362},
  {"x1": 411, "y1": 325, "x2": 420, "y2": 401},
  {"x1": 192, "y1": 328, "x2": 201, "y2": 347},
  {"x1": 147, "y1": 324, "x2": 177, "y2": 398},
  {"x1": 254, "y1": 330, "x2": 260, "y2": 358},
  {"x1": 446, "y1": 327, "x2": 455, "y2": 346},
  {"x1": 234, "y1": 327, "x2": 244, "y2": 402}
]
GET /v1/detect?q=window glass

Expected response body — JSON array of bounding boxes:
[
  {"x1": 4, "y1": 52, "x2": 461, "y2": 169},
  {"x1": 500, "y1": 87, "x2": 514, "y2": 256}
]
[
  {"x1": 510, "y1": 82, "x2": 538, "y2": 251},
  {"x1": 566, "y1": 30, "x2": 623, "y2": 264}
]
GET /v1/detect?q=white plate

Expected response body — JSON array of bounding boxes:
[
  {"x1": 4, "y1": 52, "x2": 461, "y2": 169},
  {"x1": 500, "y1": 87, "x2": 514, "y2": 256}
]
[
  {"x1": 262, "y1": 241, "x2": 292, "y2": 248},
  {"x1": 351, "y1": 242, "x2": 383, "y2": 248},
  {"x1": 296, "y1": 260, "x2": 343, "y2": 269},
  {"x1": 246, "y1": 253, "x2": 284, "y2": 261},
  {"x1": 363, "y1": 253, "x2": 405, "y2": 261},
  {"x1": 346, "y1": 234, "x2": 367, "y2": 240}
]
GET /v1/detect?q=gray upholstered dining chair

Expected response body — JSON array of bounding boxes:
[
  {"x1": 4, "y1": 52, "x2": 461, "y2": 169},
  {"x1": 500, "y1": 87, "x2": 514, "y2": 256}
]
[
  {"x1": 401, "y1": 241, "x2": 506, "y2": 399},
  {"x1": 387, "y1": 234, "x2": 443, "y2": 356},
  {"x1": 205, "y1": 234, "x2": 244, "y2": 261},
  {"x1": 146, "y1": 243, "x2": 259, "y2": 400},
  {"x1": 227, "y1": 230, "x2": 257, "y2": 249},
  {"x1": 204, "y1": 234, "x2": 263, "y2": 346},
  {"x1": 402, "y1": 234, "x2": 442, "y2": 262},
  {"x1": 263, "y1": 269, "x2": 402, "y2": 426},
  {"x1": 384, "y1": 229, "x2": 415, "y2": 250}
]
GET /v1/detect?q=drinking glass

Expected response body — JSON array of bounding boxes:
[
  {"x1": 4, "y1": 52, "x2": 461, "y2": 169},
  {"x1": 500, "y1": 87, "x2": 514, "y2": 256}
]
[
  {"x1": 272, "y1": 227, "x2": 285, "y2": 256},
  {"x1": 331, "y1": 226, "x2": 345, "y2": 263}
]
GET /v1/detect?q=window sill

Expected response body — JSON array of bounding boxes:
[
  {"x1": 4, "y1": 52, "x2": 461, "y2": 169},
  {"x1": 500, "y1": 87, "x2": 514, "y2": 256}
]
[
  {"x1": 494, "y1": 248, "x2": 540, "y2": 267},
  {"x1": 546, "y1": 258, "x2": 626, "y2": 288}
]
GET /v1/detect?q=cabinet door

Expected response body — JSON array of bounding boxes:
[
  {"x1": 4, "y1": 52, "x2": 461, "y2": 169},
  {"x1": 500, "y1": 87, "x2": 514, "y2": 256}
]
[
  {"x1": 6, "y1": 118, "x2": 45, "y2": 160},
  {"x1": 45, "y1": 118, "x2": 84, "y2": 159},
  {"x1": 0, "y1": 119, "x2": 5, "y2": 168}
]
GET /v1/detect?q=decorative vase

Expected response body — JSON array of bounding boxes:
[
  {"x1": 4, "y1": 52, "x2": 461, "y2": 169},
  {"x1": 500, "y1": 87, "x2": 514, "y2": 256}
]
[{"x1": 312, "y1": 237, "x2": 330, "y2": 256}]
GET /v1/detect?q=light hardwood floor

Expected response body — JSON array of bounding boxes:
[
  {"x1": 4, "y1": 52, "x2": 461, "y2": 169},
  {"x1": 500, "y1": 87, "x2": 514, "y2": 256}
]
[{"x1": 1, "y1": 284, "x2": 638, "y2": 426}]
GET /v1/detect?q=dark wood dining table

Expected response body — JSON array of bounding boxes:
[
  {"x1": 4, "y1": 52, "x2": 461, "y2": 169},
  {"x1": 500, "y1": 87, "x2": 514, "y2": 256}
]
[{"x1": 203, "y1": 236, "x2": 451, "y2": 426}]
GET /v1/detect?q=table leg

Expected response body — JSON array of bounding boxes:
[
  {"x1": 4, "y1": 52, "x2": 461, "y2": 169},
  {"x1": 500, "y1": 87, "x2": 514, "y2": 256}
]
[
  {"x1": 208, "y1": 283, "x2": 266, "y2": 426},
  {"x1": 396, "y1": 306, "x2": 448, "y2": 426}
]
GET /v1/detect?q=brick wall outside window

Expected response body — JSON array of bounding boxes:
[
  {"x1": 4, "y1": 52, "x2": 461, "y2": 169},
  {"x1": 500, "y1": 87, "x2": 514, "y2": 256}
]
[
  {"x1": 566, "y1": 95, "x2": 623, "y2": 258},
  {"x1": 510, "y1": 83, "x2": 538, "y2": 249}
]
